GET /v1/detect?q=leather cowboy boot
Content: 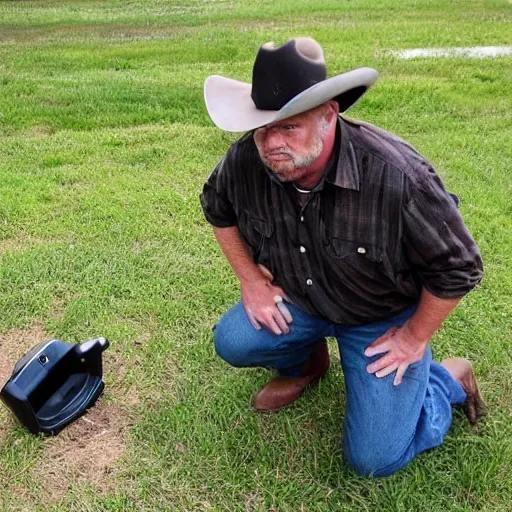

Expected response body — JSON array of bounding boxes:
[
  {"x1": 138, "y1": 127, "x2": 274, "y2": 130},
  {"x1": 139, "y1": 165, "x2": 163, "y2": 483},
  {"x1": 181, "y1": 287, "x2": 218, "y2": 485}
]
[
  {"x1": 441, "y1": 357, "x2": 487, "y2": 425},
  {"x1": 252, "y1": 340, "x2": 330, "y2": 411}
]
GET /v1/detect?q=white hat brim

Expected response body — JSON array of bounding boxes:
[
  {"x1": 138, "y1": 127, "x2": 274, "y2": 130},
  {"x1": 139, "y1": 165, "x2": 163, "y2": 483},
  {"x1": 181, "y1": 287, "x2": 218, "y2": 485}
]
[{"x1": 204, "y1": 67, "x2": 378, "y2": 132}]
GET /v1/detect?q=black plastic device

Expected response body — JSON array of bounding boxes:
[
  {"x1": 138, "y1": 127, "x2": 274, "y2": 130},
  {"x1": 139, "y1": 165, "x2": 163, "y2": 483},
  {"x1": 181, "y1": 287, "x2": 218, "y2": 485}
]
[{"x1": 0, "y1": 337, "x2": 109, "y2": 435}]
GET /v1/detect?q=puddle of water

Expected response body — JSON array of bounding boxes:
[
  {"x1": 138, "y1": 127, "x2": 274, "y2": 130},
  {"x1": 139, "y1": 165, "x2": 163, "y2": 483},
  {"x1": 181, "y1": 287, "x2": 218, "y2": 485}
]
[{"x1": 393, "y1": 46, "x2": 512, "y2": 59}]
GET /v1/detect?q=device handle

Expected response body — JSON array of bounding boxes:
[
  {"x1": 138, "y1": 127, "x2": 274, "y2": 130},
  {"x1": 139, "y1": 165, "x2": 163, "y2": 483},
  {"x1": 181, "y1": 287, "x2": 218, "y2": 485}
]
[{"x1": 73, "y1": 337, "x2": 109, "y2": 376}]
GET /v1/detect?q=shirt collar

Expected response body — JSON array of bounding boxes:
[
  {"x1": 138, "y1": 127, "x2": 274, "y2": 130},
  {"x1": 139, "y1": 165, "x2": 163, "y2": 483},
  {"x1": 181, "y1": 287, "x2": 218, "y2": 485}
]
[{"x1": 325, "y1": 117, "x2": 361, "y2": 191}]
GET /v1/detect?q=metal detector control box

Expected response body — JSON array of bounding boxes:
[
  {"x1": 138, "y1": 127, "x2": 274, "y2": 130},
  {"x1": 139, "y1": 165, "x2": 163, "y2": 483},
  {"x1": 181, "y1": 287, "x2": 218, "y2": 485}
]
[{"x1": 0, "y1": 337, "x2": 109, "y2": 435}]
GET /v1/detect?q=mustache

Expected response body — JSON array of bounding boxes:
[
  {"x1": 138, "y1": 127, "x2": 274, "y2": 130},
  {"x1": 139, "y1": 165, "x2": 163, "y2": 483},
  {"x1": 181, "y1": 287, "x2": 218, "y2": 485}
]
[{"x1": 265, "y1": 150, "x2": 294, "y2": 158}]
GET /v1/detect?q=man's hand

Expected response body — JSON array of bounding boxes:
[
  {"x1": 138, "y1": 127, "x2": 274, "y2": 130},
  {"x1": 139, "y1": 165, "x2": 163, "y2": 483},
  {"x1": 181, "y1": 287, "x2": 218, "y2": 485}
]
[
  {"x1": 241, "y1": 266, "x2": 293, "y2": 335},
  {"x1": 364, "y1": 322, "x2": 430, "y2": 386},
  {"x1": 211, "y1": 226, "x2": 293, "y2": 335}
]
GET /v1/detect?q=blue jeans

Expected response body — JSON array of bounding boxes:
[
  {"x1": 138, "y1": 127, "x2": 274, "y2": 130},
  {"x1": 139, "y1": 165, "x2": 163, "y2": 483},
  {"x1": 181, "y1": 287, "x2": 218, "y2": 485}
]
[{"x1": 214, "y1": 301, "x2": 467, "y2": 477}]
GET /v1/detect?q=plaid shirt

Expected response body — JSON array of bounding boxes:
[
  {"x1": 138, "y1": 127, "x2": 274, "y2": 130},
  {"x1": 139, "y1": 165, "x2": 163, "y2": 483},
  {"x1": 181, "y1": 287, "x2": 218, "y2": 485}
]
[{"x1": 200, "y1": 117, "x2": 483, "y2": 325}]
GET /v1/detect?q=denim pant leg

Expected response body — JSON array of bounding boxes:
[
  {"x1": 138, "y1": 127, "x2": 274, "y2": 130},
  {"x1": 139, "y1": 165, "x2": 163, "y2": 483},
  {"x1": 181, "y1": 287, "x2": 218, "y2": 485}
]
[
  {"x1": 214, "y1": 301, "x2": 331, "y2": 377},
  {"x1": 336, "y1": 307, "x2": 467, "y2": 477}
]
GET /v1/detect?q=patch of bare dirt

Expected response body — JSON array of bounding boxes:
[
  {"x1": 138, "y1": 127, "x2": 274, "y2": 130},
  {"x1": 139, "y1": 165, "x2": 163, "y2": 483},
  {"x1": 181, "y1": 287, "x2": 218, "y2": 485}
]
[
  {"x1": 35, "y1": 400, "x2": 133, "y2": 501},
  {"x1": 0, "y1": 323, "x2": 49, "y2": 388},
  {"x1": 28, "y1": 123, "x2": 56, "y2": 137},
  {"x1": 0, "y1": 23, "x2": 194, "y2": 45},
  {"x1": 0, "y1": 236, "x2": 57, "y2": 256}
]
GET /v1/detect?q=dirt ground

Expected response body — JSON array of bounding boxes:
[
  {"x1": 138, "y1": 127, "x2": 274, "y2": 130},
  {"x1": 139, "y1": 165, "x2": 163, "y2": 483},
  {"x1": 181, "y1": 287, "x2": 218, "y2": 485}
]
[
  {"x1": 0, "y1": 323, "x2": 49, "y2": 389},
  {"x1": 34, "y1": 400, "x2": 132, "y2": 499}
]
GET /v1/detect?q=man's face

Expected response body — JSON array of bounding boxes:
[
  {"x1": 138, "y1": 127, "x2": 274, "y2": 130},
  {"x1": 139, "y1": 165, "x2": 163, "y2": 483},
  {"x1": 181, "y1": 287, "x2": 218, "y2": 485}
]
[{"x1": 253, "y1": 108, "x2": 329, "y2": 183}]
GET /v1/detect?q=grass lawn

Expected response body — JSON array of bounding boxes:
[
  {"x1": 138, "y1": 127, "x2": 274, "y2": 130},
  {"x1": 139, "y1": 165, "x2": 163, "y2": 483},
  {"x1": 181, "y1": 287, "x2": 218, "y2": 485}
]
[{"x1": 0, "y1": 0, "x2": 511, "y2": 510}]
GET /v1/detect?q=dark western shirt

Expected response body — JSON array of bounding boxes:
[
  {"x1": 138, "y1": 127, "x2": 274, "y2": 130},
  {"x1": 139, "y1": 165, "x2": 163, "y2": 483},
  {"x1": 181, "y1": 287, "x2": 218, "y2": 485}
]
[{"x1": 200, "y1": 117, "x2": 483, "y2": 325}]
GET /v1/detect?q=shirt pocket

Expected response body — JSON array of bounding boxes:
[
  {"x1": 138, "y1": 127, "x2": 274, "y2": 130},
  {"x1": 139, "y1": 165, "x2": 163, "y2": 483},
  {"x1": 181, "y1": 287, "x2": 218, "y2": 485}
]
[
  {"x1": 323, "y1": 238, "x2": 390, "y2": 282},
  {"x1": 238, "y1": 210, "x2": 274, "y2": 262}
]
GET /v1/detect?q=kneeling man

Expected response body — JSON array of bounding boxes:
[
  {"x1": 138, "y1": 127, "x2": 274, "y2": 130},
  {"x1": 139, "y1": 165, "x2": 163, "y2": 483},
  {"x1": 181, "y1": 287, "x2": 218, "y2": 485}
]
[{"x1": 200, "y1": 38, "x2": 486, "y2": 477}]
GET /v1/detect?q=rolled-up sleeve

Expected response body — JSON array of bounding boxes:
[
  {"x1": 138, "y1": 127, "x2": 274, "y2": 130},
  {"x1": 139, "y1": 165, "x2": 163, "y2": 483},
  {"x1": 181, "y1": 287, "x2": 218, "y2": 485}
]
[
  {"x1": 402, "y1": 164, "x2": 483, "y2": 298},
  {"x1": 200, "y1": 154, "x2": 237, "y2": 228}
]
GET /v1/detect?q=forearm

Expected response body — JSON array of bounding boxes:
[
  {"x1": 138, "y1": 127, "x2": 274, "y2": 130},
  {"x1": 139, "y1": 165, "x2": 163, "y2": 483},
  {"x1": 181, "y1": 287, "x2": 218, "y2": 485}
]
[
  {"x1": 213, "y1": 225, "x2": 291, "y2": 334},
  {"x1": 405, "y1": 288, "x2": 462, "y2": 343},
  {"x1": 212, "y1": 225, "x2": 266, "y2": 285}
]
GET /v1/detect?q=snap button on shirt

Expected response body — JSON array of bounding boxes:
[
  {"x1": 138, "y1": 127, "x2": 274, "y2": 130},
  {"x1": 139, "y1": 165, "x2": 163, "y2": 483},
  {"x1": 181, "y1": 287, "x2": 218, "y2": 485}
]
[
  {"x1": 357, "y1": 247, "x2": 366, "y2": 254},
  {"x1": 306, "y1": 279, "x2": 313, "y2": 286},
  {"x1": 300, "y1": 246, "x2": 306, "y2": 253}
]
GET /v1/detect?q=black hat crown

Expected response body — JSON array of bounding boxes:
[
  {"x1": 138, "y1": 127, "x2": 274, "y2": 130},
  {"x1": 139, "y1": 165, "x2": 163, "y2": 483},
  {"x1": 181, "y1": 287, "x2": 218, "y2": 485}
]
[{"x1": 251, "y1": 39, "x2": 327, "y2": 111}]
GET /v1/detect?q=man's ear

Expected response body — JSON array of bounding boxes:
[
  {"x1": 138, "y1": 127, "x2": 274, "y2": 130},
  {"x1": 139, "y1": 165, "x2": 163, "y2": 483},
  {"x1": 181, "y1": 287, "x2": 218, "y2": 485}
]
[{"x1": 324, "y1": 100, "x2": 339, "y2": 122}]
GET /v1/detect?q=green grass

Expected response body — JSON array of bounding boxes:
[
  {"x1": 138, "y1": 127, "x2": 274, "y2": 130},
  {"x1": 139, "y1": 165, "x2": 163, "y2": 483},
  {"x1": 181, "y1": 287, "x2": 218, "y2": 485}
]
[{"x1": 0, "y1": 0, "x2": 511, "y2": 510}]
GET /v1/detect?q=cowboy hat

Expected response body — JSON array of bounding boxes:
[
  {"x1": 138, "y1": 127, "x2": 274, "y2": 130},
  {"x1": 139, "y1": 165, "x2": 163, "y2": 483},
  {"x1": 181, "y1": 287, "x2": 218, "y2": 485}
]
[{"x1": 204, "y1": 37, "x2": 379, "y2": 132}]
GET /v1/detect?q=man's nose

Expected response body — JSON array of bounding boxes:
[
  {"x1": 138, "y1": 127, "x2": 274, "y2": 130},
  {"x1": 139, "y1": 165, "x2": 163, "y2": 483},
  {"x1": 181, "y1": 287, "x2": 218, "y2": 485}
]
[{"x1": 265, "y1": 130, "x2": 286, "y2": 151}]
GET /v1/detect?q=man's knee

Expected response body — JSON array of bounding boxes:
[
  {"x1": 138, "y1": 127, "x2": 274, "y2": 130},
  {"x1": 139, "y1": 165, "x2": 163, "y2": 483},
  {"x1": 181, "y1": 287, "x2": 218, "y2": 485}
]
[
  {"x1": 213, "y1": 305, "x2": 264, "y2": 368},
  {"x1": 343, "y1": 437, "x2": 410, "y2": 478},
  {"x1": 213, "y1": 320, "x2": 251, "y2": 368}
]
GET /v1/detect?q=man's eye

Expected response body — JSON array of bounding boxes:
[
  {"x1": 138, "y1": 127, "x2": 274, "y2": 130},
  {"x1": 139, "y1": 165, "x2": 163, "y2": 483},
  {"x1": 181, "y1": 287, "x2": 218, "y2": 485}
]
[{"x1": 282, "y1": 125, "x2": 296, "y2": 131}]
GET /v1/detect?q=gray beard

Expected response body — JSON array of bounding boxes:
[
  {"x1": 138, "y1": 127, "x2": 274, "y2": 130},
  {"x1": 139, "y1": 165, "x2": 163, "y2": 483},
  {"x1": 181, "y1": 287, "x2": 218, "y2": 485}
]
[{"x1": 267, "y1": 137, "x2": 324, "y2": 173}]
